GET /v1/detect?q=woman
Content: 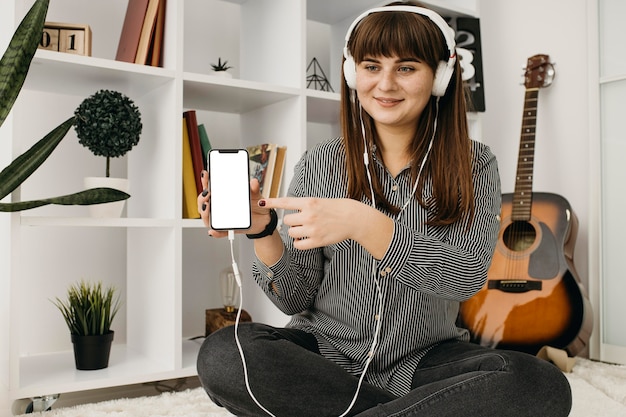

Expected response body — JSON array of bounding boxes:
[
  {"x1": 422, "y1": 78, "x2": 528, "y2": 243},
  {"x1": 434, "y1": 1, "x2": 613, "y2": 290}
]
[{"x1": 196, "y1": 2, "x2": 572, "y2": 416}]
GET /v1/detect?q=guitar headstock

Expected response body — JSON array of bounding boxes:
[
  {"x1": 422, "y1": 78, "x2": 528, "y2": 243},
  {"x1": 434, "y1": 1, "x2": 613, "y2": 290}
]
[{"x1": 524, "y1": 54, "x2": 555, "y2": 89}]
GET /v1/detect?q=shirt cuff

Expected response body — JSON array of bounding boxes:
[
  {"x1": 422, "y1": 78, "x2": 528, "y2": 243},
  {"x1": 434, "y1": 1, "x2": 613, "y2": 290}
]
[
  {"x1": 377, "y1": 222, "x2": 413, "y2": 279},
  {"x1": 254, "y1": 251, "x2": 290, "y2": 298}
]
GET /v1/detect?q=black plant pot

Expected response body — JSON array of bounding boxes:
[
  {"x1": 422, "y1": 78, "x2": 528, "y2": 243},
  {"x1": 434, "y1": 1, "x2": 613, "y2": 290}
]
[{"x1": 71, "y1": 331, "x2": 114, "y2": 370}]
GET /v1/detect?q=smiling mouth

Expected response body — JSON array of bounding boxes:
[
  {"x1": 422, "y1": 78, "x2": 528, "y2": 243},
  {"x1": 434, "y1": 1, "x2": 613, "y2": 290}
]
[{"x1": 375, "y1": 97, "x2": 403, "y2": 105}]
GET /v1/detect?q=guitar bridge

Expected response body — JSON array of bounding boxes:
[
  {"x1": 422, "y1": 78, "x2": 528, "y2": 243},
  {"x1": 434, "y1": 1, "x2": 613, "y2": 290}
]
[{"x1": 488, "y1": 280, "x2": 542, "y2": 293}]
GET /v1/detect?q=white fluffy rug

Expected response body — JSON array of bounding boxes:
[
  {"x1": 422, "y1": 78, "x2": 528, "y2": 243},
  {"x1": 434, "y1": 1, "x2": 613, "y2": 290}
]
[{"x1": 16, "y1": 358, "x2": 626, "y2": 417}]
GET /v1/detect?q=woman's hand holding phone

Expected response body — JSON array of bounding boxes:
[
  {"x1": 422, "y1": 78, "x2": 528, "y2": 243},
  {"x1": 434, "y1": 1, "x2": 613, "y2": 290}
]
[{"x1": 197, "y1": 171, "x2": 271, "y2": 239}]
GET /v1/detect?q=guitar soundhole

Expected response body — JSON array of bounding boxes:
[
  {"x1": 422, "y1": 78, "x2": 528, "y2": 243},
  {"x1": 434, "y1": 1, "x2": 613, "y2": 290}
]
[{"x1": 503, "y1": 221, "x2": 536, "y2": 251}]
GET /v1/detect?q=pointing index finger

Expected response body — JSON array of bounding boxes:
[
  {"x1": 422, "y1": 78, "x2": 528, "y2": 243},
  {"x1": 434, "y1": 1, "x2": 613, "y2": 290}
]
[{"x1": 260, "y1": 197, "x2": 304, "y2": 211}]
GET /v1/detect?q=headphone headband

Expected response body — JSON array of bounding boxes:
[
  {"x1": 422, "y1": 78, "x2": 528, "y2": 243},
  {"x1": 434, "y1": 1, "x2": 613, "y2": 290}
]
[{"x1": 342, "y1": 6, "x2": 457, "y2": 96}]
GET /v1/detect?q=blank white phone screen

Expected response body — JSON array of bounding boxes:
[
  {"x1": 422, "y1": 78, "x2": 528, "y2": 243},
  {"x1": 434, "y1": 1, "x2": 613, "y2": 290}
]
[{"x1": 209, "y1": 149, "x2": 251, "y2": 230}]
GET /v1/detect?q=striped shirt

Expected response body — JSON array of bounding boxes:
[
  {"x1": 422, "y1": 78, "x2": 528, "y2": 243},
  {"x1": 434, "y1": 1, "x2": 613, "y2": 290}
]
[{"x1": 253, "y1": 137, "x2": 501, "y2": 397}]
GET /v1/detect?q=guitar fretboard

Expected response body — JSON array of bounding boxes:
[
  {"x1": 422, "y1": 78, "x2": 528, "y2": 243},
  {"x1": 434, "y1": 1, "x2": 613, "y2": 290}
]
[{"x1": 512, "y1": 88, "x2": 539, "y2": 220}]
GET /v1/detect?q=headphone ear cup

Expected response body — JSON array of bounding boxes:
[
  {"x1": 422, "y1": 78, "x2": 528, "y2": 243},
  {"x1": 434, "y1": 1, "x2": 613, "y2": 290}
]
[
  {"x1": 343, "y1": 56, "x2": 357, "y2": 89},
  {"x1": 432, "y1": 60, "x2": 454, "y2": 97}
]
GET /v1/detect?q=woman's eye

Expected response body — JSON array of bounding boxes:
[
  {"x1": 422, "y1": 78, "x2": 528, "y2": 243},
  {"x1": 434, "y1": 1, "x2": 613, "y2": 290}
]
[
  {"x1": 364, "y1": 64, "x2": 378, "y2": 72},
  {"x1": 398, "y1": 66, "x2": 414, "y2": 73}
]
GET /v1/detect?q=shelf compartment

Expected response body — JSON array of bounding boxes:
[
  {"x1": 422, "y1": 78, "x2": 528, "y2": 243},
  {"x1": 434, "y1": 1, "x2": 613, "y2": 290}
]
[
  {"x1": 17, "y1": 0, "x2": 177, "y2": 70},
  {"x1": 13, "y1": 53, "x2": 178, "y2": 220},
  {"x1": 14, "y1": 344, "x2": 186, "y2": 399},
  {"x1": 181, "y1": 228, "x2": 231, "y2": 343},
  {"x1": 184, "y1": 0, "x2": 303, "y2": 88},
  {"x1": 10, "y1": 226, "x2": 180, "y2": 399}
]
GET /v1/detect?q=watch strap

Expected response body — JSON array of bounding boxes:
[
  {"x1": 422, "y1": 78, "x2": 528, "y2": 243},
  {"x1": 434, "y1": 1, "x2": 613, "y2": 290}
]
[{"x1": 246, "y1": 208, "x2": 278, "y2": 239}]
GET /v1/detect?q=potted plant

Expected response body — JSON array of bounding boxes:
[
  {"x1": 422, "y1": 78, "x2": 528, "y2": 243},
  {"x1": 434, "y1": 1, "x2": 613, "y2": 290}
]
[
  {"x1": 210, "y1": 57, "x2": 233, "y2": 78},
  {"x1": 52, "y1": 280, "x2": 122, "y2": 370},
  {"x1": 0, "y1": 0, "x2": 130, "y2": 212},
  {"x1": 74, "y1": 89, "x2": 142, "y2": 217}
]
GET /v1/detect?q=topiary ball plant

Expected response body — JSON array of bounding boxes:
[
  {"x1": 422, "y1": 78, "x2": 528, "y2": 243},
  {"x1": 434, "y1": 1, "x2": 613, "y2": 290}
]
[{"x1": 74, "y1": 89, "x2": 142, "y2": 178}]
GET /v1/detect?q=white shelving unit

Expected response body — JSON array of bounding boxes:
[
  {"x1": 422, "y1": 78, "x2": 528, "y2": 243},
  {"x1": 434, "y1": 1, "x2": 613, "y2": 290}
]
[{"x1": 0, "y1": 0, "x2": 479, "y2": 406}]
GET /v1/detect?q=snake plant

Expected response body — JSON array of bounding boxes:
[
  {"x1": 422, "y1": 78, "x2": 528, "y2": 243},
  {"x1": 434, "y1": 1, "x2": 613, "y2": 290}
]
[{"x1": 0, "y1": 0, "x2": 130, "y2": 212}]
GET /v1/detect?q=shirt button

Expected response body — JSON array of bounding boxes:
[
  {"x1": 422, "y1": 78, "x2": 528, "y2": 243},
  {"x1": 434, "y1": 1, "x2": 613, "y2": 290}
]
[
  {"x1": 380, "y1": 271, "x2": 387, "y2": 277},
  {"x1": 385, "y1": 267, "x2": 392, "y2": 274},
  {"x1": 392, "y1": 184, "x2": 398, "y2": 192},
  {"x1": 266, "y1": 271, "x2": 274, "y2": 278}
]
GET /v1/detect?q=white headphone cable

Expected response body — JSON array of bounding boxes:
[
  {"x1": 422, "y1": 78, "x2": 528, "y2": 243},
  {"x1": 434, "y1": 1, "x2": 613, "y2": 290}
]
[
  {"x1": 338, "y1": 257, "x2": 384, "y2": 417},
  {"x1": 360, "y1": 105, "x2": 377, "y2": 209},
  {"x1": 399, "y1": 96, "x2": 440, "y2": 214},
  {"x1": 227, "y1": 229, "x2": 384, "y2": 417},
  {"x1": 228, "y1": 230, "x2": 277, "y2": 417}
]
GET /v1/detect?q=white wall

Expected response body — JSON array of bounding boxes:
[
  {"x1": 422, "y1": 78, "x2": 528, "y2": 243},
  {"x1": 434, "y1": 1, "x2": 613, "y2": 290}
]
[
  {"x1": 479, "y1": 0, "x2": 596, "y2": 353},
  {"x1": 0, "y1": 2, "x2": 16, "y2": 413}
]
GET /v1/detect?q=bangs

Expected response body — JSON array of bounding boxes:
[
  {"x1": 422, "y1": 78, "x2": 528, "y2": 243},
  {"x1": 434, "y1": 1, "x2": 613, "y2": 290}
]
[{"x1": 349, "y1": 12, "x2": 444, "y2": 66}]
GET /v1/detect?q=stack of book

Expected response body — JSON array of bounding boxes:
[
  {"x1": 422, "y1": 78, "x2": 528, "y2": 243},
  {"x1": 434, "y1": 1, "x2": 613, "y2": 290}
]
[
  {"x1": 247, "y1": 144, "x2": 287, "y2": 199},
  {"x1": 115, "y1": 0, "x2": 166, "y2": 66},
  {"x1": 181, "y1": 110, "x2": 288, "y2": 219}
]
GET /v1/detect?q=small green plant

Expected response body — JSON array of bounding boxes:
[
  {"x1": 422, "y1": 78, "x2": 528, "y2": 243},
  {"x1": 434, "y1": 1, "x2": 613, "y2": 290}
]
[
  {"x1": 211, "y1": 57, "x2": 232, "y2": 72},
  {"x1": 52, "y1": 280, "x2": 122, "y2": 336},
  {"x1": 74, "y1": 89, "x2": 142, "y2": 178}
]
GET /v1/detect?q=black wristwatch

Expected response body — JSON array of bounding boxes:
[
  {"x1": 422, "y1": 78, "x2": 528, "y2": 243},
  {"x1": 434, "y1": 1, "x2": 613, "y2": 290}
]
[{"x1": 246, "y1": 208, "x2": 278, "y2": 239}]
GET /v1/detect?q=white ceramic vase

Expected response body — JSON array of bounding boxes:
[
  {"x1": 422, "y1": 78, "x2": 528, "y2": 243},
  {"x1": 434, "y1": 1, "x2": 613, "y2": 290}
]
[{"x1": 83, "y1": 177, "x2": 130, "y2": 218}]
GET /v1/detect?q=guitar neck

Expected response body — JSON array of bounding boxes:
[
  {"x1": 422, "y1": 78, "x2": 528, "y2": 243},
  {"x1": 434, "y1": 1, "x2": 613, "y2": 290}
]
[{"x1": 512, "y1": 88, "x2": 539, "y2": 221}]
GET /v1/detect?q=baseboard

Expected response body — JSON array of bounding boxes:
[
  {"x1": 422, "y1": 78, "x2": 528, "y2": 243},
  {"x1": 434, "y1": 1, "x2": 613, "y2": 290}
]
[
  {"x1": 11, "y1": 376, "x2": 202, "y2": 415},
  {"x1": 600, "y1": 343, "x2": 626, "y2": 366}
]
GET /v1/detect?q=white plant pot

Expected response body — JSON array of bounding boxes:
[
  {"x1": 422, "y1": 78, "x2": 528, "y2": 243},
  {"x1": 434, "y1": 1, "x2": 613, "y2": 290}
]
[
  {"x1": 212, "y1": 71, "x2": 232, "y2": 78},
  {"x1": 84, "y1": 177, "x2": 130, "y2": 218}
]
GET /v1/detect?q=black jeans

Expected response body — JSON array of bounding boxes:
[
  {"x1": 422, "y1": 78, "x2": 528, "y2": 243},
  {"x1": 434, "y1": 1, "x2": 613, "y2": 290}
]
[{"x1": 196, "y1": 322, "x2": 572, "y2": 417}]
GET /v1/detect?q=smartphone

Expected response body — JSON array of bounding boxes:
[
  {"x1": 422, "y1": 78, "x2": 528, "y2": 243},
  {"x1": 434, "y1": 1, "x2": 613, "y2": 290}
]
[{"x1": 208, "y1": 149, "x2": 252, "y2": 230}]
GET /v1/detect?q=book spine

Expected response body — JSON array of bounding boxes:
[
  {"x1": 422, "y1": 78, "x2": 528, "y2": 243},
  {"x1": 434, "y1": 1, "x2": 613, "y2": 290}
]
[
  {"x1": 182, "y1": 118, "x2": 200, "y2": 219},
  {"x1": 197, "y1": 123, "x2": 212, "y2": 170},
  {"x1": 115, "y1": 0, "x2": 150, "y2": 63},
  {"x1": 149, "y1": 0, "x2": 166, "y2": 67},
  {"x1": 263, "y1": 145, "x2": 278, "y2": 199},
  {"x1": 134, "y1": 0, "x2": 160, "y2": 64},
  {"x1": 269, "y1": 146, "x2": 286, "y2": 198},
  {"x1": 247, "y1": 144, "x2": 275, "y2": 199},
  {"x1": 183, "y1": 110, "x2": 204, "y2": 195}
]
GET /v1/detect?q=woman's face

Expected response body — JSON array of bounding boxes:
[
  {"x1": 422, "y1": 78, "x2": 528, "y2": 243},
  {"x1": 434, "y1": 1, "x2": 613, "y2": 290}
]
[{"x1": 355, "y1": 54, "x2": 434, "y2": 135}]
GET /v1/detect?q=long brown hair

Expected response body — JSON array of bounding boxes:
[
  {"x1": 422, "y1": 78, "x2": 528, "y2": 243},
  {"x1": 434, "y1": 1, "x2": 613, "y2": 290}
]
[{"x1": 340, "y1": 1, "x2": 475, "y2": 226}]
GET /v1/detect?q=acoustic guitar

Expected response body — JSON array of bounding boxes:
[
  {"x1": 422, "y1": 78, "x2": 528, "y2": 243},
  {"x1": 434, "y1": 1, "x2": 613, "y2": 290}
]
[{"x1": 458, "y1": 54, "x2": 592, "y2": 356}]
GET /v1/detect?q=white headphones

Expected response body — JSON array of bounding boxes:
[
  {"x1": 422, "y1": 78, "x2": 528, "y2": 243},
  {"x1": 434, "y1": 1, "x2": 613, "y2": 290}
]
[{"x1": 343, "y1": 5, "x2": 457, "y2": 97}]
